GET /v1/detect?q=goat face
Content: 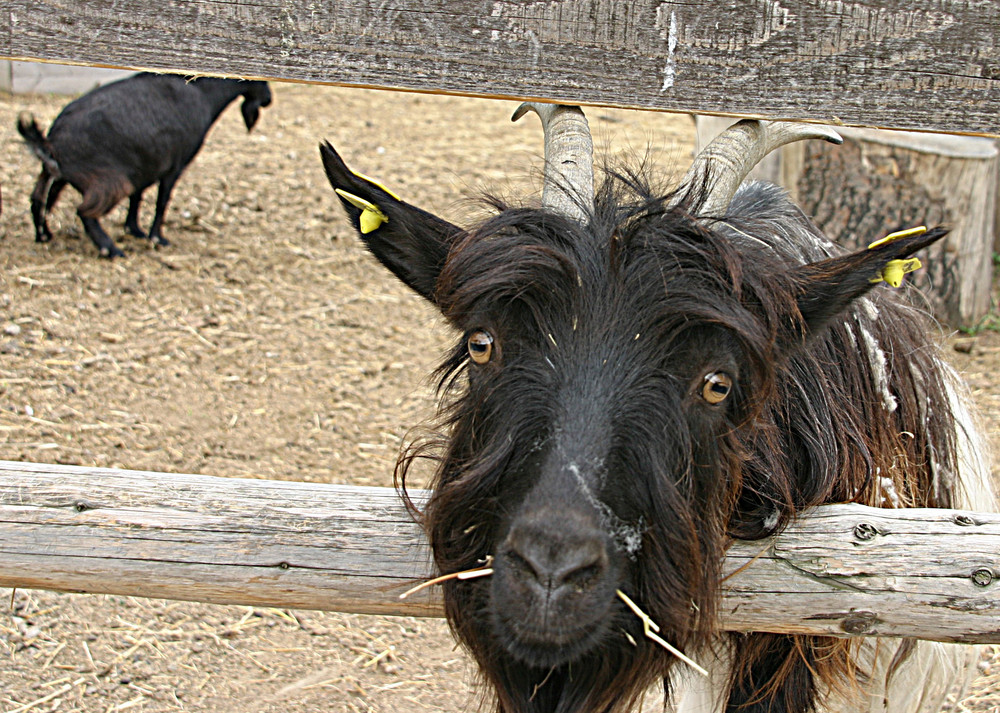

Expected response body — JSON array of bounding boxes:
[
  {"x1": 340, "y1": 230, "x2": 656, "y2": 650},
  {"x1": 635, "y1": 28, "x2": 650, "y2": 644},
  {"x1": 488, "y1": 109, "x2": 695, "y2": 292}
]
[
  {"x1": 321, "y1": 140, "x2": 945, "y2": 712},
  {"x1": 428, "y1": 206, "x2": 770, "y2": 672}
]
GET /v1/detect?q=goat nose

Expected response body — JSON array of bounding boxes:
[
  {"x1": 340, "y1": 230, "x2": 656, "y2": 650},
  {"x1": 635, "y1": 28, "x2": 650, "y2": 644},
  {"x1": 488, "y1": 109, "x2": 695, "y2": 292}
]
[{"x1": 502, "y1": 523, "x2": 608, "y2": 596}]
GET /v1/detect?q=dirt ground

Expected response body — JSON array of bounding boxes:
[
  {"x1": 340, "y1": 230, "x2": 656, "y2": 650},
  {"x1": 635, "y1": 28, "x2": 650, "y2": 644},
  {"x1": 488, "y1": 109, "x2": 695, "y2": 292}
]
[{"x1": 0, "y1": 81, "x2": 998, "y2": 712}]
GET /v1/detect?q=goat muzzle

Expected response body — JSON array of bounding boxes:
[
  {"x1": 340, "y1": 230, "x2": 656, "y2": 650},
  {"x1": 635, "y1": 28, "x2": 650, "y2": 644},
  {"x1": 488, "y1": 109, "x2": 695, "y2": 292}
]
[{"x1": 491, "y1": 508, "x2": 620, "y2": 666}]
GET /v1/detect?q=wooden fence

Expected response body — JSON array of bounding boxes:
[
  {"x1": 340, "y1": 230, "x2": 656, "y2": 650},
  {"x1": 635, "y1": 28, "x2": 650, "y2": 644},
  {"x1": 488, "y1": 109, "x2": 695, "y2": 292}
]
[
  {"x1": 1, "y1": 460, "x2": 999, "y2": 644},
  {"x1": 2, "y1": 1, "x2": 1000, "y2": 136},
  {"x1": 1, "y1": 0, "x2": 999, "y2": 643}
]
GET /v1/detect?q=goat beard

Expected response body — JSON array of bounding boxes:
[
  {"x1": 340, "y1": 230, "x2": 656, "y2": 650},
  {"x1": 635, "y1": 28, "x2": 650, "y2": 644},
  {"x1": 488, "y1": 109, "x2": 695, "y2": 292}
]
[{"x1": 431, "y1": 517, "x2": 724, "y2": 713}]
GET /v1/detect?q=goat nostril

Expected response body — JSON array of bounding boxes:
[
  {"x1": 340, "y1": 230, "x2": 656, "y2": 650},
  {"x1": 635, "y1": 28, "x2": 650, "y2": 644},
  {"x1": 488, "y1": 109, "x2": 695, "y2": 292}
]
[
  {"x1": 504, "y1": 549, "x2": 541, "y2": 582},
  {"x1": 563, "y1": 562, "x2": 602, "y2": 592},
  {"x1": 503, "y1": 537, "x2": 607, "y2": 594}
]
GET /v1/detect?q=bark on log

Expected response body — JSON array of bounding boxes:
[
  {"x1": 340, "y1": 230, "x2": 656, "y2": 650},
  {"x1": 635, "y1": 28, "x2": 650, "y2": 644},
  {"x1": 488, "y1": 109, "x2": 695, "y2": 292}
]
[
  {"x1": 792, "y1": 128, "x2": 997, "y2": 327},
  {"x1": 1, "y1": 461, "x2": 998, "y2": 643}
]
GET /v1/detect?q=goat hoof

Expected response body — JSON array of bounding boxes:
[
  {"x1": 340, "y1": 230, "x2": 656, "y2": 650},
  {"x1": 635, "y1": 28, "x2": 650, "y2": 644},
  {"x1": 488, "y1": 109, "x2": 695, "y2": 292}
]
[
  {"x1": 127, "y1": 227, "x2": 147, "y2": 239},
  {"x1": 152, "y1": 235, "x2": 170, "y2": 247},
  {"x1": 35, "y1": 233, "x2": 52, "y2": 243},
  {"x1": 100, "y1": 246, "x2": 125, "y2": 259}
]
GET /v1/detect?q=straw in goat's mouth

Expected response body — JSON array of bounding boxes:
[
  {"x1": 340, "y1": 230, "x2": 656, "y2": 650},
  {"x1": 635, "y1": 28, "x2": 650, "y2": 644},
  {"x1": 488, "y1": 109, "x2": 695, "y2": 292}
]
[
  {"x1": 616, "y1": 590, "x2": 709, "y2": 677},
  {"x1": 399, "y1": 564, "x2": 707, "y2": 676},
  {"x1": 398, "y1": 556, "x2": 495, "y2": 600}
]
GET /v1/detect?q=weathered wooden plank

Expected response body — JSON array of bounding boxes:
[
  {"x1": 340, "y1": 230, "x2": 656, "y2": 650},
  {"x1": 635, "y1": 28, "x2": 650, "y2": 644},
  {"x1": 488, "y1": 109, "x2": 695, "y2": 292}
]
[
  {"x1": 1, "y1": 460, "x2": 998, "y2": 643},
  {"x1": 1, "y1": 1, "x2": 999, "y2": 135},
  {"x1": 0, "y1": 460, "x2": 440, "y2": 616},
  {"x1": 719, "y1": 506, "x2": 1000, "y2": 643}
]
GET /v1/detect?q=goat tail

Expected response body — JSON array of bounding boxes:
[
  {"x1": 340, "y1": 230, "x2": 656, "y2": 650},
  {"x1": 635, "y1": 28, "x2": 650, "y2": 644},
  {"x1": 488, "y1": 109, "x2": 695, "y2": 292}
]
[{"x1": 16, "y1": 113, "x2": 62, "y2": 177}]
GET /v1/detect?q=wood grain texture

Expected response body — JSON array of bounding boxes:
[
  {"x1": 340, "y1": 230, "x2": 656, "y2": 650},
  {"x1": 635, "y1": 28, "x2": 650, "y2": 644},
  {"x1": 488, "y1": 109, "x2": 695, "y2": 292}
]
[
  {"x1": 1, "y1": 460, "x2": 998, "y2": 643},
  {"x1": 1, "y1": 1, "x2": 999, "y2": 135}
]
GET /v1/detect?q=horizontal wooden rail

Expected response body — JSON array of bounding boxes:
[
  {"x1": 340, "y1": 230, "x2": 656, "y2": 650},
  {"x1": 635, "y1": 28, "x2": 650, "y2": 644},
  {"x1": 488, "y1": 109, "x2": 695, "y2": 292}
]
[
  {"x1": 1, "y1": 1, "x2": 999, "y2": 135},
  {"x1": 1, "y1": 460, "x2": 998, "y2": 643}
]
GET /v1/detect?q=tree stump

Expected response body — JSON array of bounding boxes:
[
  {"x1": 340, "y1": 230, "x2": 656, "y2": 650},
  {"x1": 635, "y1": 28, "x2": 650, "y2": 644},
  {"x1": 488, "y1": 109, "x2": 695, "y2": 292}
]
[{"x1": 695, "y1": 117, "x2": 997, "y2": 327}]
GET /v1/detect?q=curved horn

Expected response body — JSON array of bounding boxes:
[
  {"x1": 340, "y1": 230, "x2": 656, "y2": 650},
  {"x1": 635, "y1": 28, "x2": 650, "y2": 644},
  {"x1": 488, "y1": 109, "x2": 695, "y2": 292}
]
[
  {"x1": 512, "y1": 102, "x2": 594, "y2": 223},
  {"x1": 677, "y1": 119, "x2": 843, "y2": 216}
]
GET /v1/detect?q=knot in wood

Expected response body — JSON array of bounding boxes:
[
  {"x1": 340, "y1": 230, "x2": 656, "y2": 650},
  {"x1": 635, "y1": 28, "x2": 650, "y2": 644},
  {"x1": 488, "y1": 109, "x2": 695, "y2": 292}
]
[
  {"x1": 853, "y1": 522, "x2": 879, "y2": 541},
  {"x1": 841, "y1": 611, "x2": 878, "y2": 635},
  {"x1": 954, "y1": 514, "x2": 977, "y2": 527},
  {"x1": 972, "y1": 568, "x2": 993, "y2": 587},
  {"x1": 278, "y1": 561, "x2": 291, "y2": 570}
]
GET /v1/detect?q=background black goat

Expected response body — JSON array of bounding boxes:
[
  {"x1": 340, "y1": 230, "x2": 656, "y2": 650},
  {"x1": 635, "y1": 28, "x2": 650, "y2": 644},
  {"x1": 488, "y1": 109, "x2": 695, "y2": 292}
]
[
  {"x1": 322, "y1": 109, "x2": 995, "y2": 713},
  {"x1": 17, "y1": 72, "x2": 272, "y2": 258}
]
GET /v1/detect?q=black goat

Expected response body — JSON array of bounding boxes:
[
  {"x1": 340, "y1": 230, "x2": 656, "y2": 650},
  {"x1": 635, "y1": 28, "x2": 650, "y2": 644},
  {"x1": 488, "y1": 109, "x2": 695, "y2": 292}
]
[
  {"x1": 17, "y1": 72, "x2": 272, "y2": 258},
  {"x1": 323, "y1": 108, "x2": 994, "y2": 713}
]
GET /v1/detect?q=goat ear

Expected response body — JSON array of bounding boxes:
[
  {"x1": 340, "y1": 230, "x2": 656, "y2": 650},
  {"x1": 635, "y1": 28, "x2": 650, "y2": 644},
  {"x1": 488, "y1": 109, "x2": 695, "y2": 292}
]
[
  {"x1": 241, "y1": 83, "x2": 272, "y2": 132},
  {"x1": 791, "y1": 227, "x2": 947, "y2": 336},
  {"x1": 241, "y1": 99, "x2": 262, "y2": 131},
  {"x1": 320, "y1": 141, "x2": 464, "y2": 303}
]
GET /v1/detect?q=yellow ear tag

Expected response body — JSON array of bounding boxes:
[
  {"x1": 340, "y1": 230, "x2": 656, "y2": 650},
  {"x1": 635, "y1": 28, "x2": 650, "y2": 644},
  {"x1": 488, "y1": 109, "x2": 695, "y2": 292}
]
[
  {"x1": 868, "y1": 225, "x2": 927, "y2": 250},
  {"x1": 871, "y1": 257, "x2": 922, "y2": 288},
  {"x1": 352, "y1": 171, "x2": 402, "y2": 201},
  {"x1": 335, "y1": 188, "x2": 388, "y2": 234}
]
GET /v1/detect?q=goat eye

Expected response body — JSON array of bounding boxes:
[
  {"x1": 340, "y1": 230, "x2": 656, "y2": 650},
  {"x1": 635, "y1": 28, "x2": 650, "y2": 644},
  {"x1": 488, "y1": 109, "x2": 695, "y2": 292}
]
[
  {"x1": 467, "y1": 331, "x2": 494, "y2": 365},
  {"x1": 702, "y1": 372, "x2": 733, "y2": 405}
]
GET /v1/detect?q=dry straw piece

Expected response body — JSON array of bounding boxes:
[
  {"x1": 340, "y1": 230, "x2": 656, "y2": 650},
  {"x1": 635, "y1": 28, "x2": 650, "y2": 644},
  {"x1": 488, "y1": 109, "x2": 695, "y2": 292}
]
[
  {"x1": 398, "y1": 556, "x2": 495, "y2": 600},
  {"x1": 616, "y1": 590, "x2": 709, "y2": 677}
]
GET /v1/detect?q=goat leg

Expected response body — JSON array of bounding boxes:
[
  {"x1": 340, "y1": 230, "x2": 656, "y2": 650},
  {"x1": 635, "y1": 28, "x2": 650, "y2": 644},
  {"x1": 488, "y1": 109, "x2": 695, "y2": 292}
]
[
  {"x1": 146, "y1": 174, "x2": 180, "y2": 247},
  {"x1": 125, "y1": 191, "x2": 147, "y2": 238},
  {"x1": 28, "y1": 169, "x2": 56, "y2": 243},
  {"x1": 45, "y1": 178, "x2": 66, "y2": 213},
  {"x1": 77, "y1": 214, "x2": 124, "y2": 259}
]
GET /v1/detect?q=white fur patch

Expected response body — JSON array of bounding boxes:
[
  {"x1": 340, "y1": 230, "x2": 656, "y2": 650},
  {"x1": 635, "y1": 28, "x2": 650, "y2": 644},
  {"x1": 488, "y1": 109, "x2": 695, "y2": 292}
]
[
  {"x1": 762, "y1": 508, "x2": 780, "y2": 532},
  {"x1": 878, "y1": 475, "x2": 902, "y2": 507},
  {"x1": 858, "y1": 296, "x2": 880, "y2": 322},
  {"x1": 567, "y1": 461, "x2": 644, "y2": 557},
  {"x1": 857, "y1": 320, "x2": 897, "y2": 413}
]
